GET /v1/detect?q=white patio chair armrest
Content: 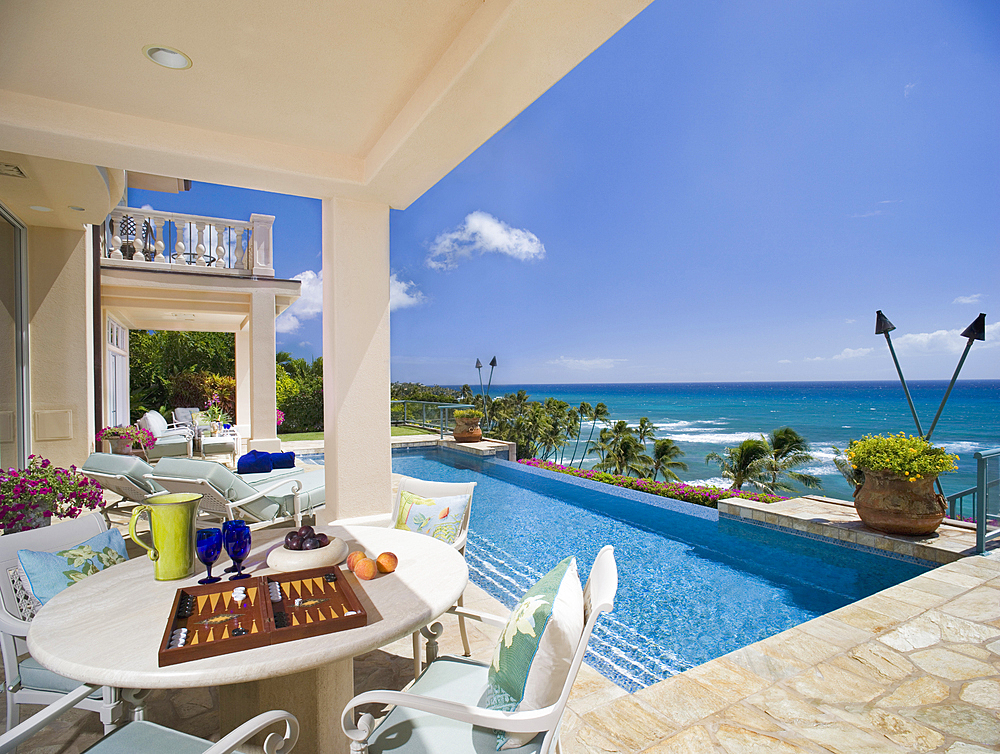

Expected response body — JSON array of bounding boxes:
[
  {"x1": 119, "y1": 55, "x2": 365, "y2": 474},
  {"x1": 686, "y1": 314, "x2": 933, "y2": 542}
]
[
  {"x1": 203, "y1": 710, "x2": 298, "y2": 754},
  {"x1": 159, "y1": 426, "x2": 194, "y2": 440},
  {"x1": 0, "y1": 607, "x2": 32, "y2": 637},
  {"x1": 342, "y1": 690, "x2": 554, "y2": 741},
  {"x1": 446, "y1": 605, "x2": 508, "y2": 628},
  {"x1": 0, "y1": 683, "x2": 98, "y2": 752},
  {"x1": 226, "y1": 479, "x2": 302, "y2": 515}
]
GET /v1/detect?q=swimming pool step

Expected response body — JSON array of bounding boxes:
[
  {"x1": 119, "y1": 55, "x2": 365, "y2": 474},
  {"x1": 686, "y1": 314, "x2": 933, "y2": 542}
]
[{"x1": 467, "y1": 533, "x2": 684, "y2": 692}]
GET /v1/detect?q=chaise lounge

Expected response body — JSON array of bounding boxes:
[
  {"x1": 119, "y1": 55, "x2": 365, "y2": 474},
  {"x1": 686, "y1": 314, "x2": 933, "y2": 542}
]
[{"x1": 146, "y1": 457, "x2": 325, "y2": 529}]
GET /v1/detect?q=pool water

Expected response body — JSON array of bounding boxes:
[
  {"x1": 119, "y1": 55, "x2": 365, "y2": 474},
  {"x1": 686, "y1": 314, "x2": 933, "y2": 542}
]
[{"x1": 390, "y1": 447, "x2": 931, "y2": 692}]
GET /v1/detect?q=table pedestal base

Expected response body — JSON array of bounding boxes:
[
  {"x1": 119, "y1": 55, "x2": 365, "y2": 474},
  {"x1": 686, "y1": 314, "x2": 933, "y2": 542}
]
[{"x1": 220, "y1": 658, "x2": 353, "y2": 754}]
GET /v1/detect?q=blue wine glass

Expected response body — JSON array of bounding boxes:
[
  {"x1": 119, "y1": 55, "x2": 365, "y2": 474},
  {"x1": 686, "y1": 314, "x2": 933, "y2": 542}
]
[
  {"x1": 196, "y1": 528, "x2": 223, "y2": 584},
  {"x1": 222, "y1": 520, "x2": 249, "y2": 572},
  {"x1": 225, "y1": 524, "x2": 252, "y2": 581}
]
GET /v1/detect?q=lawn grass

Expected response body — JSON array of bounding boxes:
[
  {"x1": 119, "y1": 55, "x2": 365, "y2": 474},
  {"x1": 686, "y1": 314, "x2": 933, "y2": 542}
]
[
  {"x1": 278, "y1": 426, "x2": 436, "y2": 441},
  {"x1": 391, "y1": 425, "x2": 436, "y2": 436}
]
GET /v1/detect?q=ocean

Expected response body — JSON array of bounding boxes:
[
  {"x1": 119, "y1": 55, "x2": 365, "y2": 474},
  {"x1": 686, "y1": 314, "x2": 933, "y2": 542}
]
[{"x1": 468, "y1": 381, "x2": 999, "y2": 502}]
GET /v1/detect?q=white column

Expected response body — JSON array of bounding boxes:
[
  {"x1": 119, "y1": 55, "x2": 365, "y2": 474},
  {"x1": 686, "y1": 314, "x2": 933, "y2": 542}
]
[
  {"x1": 235, "y1": 317, "x2": 251, "y2": 433},
  {"x1": 320, "y1": 197, "x2": 391, "y2": 523},
  {"x1": 250, "y1": 214, "x2": 275, "y2": 277},
  {"x1": 246, "y1": 290, "x2": 280, "y2": 452}
]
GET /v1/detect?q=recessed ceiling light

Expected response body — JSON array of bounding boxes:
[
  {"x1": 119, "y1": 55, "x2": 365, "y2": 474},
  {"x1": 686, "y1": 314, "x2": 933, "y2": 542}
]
[
  {"x1": 29, "y1": 205, "x2": 53, "y2": 212},
  {"x1": 69, "y1": 206, "x2": 86, "y2": 212},
  {"x1": 142, "y1": 45, "x2": 192, "y2": 70}
]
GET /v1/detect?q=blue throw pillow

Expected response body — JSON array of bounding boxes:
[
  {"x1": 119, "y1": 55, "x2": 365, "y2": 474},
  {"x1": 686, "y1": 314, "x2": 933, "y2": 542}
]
[
  {"x1": 237, "y1": 449, "x2": 272, "y2": 475},
  {"x1": 270, "y1": 451, "x2": 296, "y2": 469},
  {"x1": 18, "y1": 529, "x2": 129, "y2": 605}
]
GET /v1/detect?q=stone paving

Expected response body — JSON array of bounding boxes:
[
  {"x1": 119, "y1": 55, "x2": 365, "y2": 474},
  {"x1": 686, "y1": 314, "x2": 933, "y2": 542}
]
[{"x1": 7, "y1": 486, "x2": 1000, "y2": 752}]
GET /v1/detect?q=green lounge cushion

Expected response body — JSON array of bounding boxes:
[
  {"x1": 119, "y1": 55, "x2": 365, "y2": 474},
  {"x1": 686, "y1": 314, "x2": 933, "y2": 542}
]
[
  {"x1": 366, "y1": 657, "x2": 541, "y2": 754},
  {"x1": 83, "y1": 720, "x2": 246, "y2": 753},
  {"x1": 17, "y1": 657, "x2": 102, "y2": 698},
  {"x1": 82, "y1": 453, "x2": 163, "y2": 495}
]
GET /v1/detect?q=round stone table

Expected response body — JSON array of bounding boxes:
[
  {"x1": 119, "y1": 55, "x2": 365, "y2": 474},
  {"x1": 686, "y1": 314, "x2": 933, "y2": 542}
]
[{"x1": 28, "y1": 524, "x2": 468, "y2": 754}]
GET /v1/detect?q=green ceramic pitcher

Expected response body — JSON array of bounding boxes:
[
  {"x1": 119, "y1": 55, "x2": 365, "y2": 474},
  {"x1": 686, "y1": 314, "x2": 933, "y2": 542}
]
[{"x1": 129, "y1": 493, "x2": 202, "y2": 580}]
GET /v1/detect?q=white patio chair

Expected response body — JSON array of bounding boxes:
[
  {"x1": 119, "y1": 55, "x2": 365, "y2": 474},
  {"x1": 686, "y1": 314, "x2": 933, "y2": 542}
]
[
  {"x1": 391, "y1": 478, "x2": 476, "y2": 678},
  {"x1": 80, "y1": 452, "x2": 167, "y2": 524},
  {"x1": 0, "y1": 683, "x2": 298, "y2": 753},
  {"x1": 342, "y1": 545, "x2": 618, "y2": 754},
  {"x1": 137, "y1": 410, "x2": 194, "y2": 461},
  {"x1": 0, "y1": 513, "x2": 136, "y2": 733}
]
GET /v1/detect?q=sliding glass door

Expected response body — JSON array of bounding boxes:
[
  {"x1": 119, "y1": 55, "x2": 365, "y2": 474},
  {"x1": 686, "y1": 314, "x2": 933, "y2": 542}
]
[{"x1": 0, "y1": 205, "x2": 28, "y2": 469}]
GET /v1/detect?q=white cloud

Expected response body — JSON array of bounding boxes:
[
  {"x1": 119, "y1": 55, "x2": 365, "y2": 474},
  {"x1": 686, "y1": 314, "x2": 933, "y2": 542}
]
[
  {"x1": 904, "y1": 83, "x2": 917, "y2": 97},
  {"x1": 547, "y1": 356, "x2": 625, "y2": 371},
  {"x1": 778, "y1": 359, "x2": 791, "y2": 364},
  {"x1": 298, "y1": 341, "x2": 311, "y2": 348},
  {"x1": 878, "y1": 199, "x2": 902, "y2": 204},
  {"x1": 275, "y1": 270, "x2": 322, "y2": 333},
  {"x1": 850, "y1": 210, "x2": 882, "y2": 218},
  {"x1": 426, "y1": 211, "x2": 545, "y2": 270},
  {"x1": 845, "y1": 319, "x2": 856, "y2": 324},
  {"x1": 805, "y1": 356, "x2": 825, "y2": 362},
  {"x1": 953, "y1": 294, "x2": 982, "y2": 305},
  {"x1": 832, "y1": 347, "x2": 873, "y2": 360},
  {"x1": 894, "y1": 323, "x2": 999, "y2": 355},
  {"x1": 389, "y1": 273, "x2": 426, "y2": 311}
]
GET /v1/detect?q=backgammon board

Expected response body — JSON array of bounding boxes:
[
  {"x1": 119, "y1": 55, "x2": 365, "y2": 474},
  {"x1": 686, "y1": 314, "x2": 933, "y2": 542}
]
[{"x1": 158, "y1": 565, "x2": 367, "y2": 666}]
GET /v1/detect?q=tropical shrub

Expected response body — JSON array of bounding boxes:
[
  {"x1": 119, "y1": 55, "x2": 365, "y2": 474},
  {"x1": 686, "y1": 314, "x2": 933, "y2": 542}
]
[
  {"x1": 281, "y1": 382, "x2": 324, "y2": 433},
  {"x1": 846, "y1": 433, "x2": 958, "y2": 480},
  {"x1": 520, "y1": 459, "x2": 786, "y2": 508},
  {"x1": 453, "y1": 409, "x2": 483, "y2": 419},
  {"x1": 168, "y1": 371, "x2": 236, "y2": 419}
]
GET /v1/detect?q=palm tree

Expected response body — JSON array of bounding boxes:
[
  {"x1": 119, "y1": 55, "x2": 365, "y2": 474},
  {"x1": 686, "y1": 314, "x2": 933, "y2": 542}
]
[
  {"x1": 595, "y1": 421, "x2": 653, "y2": 477},
  {"x1": 569, "y1": 402, "x2": 592, "y2": 466},
  {"x1": 651, "y1": 439, "x2": 688, "y2": 482},
  {"x1": 636, "y1": 417, "x2": 657, "y2": 452},
  {"x1": 705, "y1": 438, "x2": 770, "y2": 491},
  {"x1": 588, "y1": 427, "x2": 612, "y2": 468},
  {"x1": 832, "y1": 444, "x2": 864, "y2": 491},
  {"x1": 578, "y1": 402, "x2": 610, "y2": 469},
  {"x1": 763, "y1": 427, "x2": 822, "y2": 492}
]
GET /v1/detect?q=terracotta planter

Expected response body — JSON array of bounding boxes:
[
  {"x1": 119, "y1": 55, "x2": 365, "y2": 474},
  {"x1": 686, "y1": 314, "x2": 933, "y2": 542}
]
[
  {"x1": 453, "y1": 417, "x2": 482, "y2": 443},
  {"x1": 854, "y1": 468, "x2": 946, "y2": 536},
  {"x1": 110, "y1": 437, "x2": 133, "y2": 455}
]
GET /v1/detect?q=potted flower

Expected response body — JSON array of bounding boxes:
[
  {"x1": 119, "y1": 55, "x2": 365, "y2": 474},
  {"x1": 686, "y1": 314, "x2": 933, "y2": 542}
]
[
  {"x1": 0, "y1": 455, "x2": 107, "y2": 533},
  {"x1": 452, "y1": 409, "x2": 483, "y2": 443},
  {"x1": 96, "y1": 424, "x2": 156, "y2": 455},
  {"x1": 846, "y1": 433, "x2": 958, "y2": 535},
  {"x1": 202, "y1": 393, "x2": 233, "y2": 436}
]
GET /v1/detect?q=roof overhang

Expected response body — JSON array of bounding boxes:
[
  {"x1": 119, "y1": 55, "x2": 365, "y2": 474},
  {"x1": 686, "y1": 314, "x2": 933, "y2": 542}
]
[{"x1": 0, "y1": 0, "x2": 653, "y2": 209}]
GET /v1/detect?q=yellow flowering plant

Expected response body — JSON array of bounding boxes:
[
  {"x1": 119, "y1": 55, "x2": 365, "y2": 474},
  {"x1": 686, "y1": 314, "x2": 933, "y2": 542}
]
[{"x1": 846, "y1": 433, "x2": 958, "y2": 481}]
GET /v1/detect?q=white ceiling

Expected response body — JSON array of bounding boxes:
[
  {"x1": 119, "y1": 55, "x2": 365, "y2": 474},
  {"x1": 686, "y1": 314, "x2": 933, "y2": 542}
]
[{"x1": 0, "y1": 0, "x2": 653, "y2": 208}]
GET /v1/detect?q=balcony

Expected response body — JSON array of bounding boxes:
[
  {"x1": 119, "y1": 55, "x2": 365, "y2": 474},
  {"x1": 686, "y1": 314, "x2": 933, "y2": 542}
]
[{"x1": 102, "y1": 207, "x2": 274, "y2": 277}]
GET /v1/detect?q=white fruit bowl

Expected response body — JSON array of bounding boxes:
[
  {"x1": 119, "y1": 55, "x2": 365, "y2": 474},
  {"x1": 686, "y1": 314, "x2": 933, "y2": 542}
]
[{"x1": 265, "y1": 536, "x2": 349, "y2": 572}]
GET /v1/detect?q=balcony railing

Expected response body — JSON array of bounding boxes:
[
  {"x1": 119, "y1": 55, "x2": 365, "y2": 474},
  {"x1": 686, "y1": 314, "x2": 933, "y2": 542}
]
[
  {"x1": 102, "y1": 207, "x2": 274, "y2": 277},
  {"x1": 947, "y1": 447, "x2": 1000, "y2": 553},
  {"x1": 390, "y1": 401, "x2": 476, "y2": 439}
]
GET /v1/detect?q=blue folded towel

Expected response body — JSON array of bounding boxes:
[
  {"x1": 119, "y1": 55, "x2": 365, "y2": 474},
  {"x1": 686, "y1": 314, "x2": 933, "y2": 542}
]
[
  {"x1": 237, "y1": 449, "x2": 272, "y2": 475},
  {"x1": 270, "y1": 451, "x2": 295, "y2": 469}
]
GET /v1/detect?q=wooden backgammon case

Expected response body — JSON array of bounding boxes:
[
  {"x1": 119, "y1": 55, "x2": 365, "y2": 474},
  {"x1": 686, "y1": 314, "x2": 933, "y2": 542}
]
[{"x1": 157, "y1": 565, "x2": 367, "y2": 666}]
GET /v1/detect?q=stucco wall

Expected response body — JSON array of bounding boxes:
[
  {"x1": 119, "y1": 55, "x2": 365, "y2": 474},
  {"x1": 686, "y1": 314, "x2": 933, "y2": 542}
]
[
  {"x1": 28, "y1": 226, "x2": 94, "y2": 469},
  {"x1": 320, "y1": 197, "x2": 392, "y2": 523}
]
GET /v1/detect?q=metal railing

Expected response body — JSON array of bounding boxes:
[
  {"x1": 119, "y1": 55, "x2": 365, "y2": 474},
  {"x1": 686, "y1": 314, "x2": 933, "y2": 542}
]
[
  {"x1": 974, "y1": 448, "x2": 1000, "y2": 554},
  {"x1": 946, "y1": 485, "x2": 978, "y2": 522},
  {"x1": 390, "y1": 401, "x2": 475, "y2": 439}
]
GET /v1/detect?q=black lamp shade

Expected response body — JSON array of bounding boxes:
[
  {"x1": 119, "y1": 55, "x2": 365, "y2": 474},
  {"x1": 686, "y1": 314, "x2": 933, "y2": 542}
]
[
  {"x1": 875, "y1": 310, "x2": 896, "y2": 335},
  {"x1": 489, "y1": 357, "x2": 497, "y2": 367},
  {"x1": 475, "y1": 359, "x2": 482, "y2": 369},
  {"x1": 960, "y1": 313, "x2": 987, "y2": 341}
]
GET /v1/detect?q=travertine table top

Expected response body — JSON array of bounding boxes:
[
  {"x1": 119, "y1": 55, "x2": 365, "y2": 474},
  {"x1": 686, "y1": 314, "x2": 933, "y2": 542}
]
[{"x1": 28, "y1": 524, "x2": 468, "y2": 689}]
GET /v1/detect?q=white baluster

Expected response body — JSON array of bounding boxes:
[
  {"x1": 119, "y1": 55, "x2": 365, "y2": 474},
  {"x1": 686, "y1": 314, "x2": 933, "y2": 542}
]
[
  {"x1": 110, "y1": 217, "x2": 124, "y2": 260},
  {"x1": 215, "y1": 224, "x2": 227, "y2": 267},
  {"x1": 131, "y1": 213, "x2": 146, "y2": 261},
  {"x1": 153, "y1": 216, "x2": 167, "y2": 263},
  {"x1": 195, "y1": 222, "x2": 207, "y2": 266},
  {"x1": 173, "y1": 219, "x2": 187, "y2": 265}
]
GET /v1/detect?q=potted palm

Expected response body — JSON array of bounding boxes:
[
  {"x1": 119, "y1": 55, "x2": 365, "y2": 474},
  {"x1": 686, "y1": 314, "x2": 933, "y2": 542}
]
[
  {"x1": 452, "y1": 409, "x2": 483, "y2": 443},
  {"x1": 846, "y1": 433, "x2": 958, "y2": 535},
  {"x1": 0, "y1": 455, "x2": 106, "y2": 533}
]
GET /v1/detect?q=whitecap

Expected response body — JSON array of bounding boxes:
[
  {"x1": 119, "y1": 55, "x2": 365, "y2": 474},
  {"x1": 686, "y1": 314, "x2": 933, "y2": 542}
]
[
  {"x1": 940, "y1": 441, "x2": 982, "y2": 454},
  {"x1": 799, "y1": 463, "x2": 840, "y2": 476},
  {"x1": 683, "y1": 477, "x2": 732, "y2": 488},
  {"x1": 670, "y1": 432, "x2": 760, "y2": 444}
]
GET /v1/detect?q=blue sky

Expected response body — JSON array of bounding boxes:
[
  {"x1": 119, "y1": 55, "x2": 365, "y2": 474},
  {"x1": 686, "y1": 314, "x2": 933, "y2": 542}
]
[{"x1": 131, "y1": 0, "x2": 999, "y2": 385}]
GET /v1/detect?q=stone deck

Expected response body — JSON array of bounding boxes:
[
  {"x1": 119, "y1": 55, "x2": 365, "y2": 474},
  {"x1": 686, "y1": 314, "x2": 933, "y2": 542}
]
[{"x1": 8, "y1": 487, "x2": 1000, "y2": 751}]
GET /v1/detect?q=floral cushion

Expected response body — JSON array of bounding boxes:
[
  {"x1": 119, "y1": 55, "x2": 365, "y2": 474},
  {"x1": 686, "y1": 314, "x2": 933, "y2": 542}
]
[
  {"x1": 394, "y1": 490, "x2": 469, "y2": 544},
  {"x1": 18, "y1": 528, "x2": 129, "y2": 605},
  {"x1": 487, "y1": 556, "x2": 584, "y2": 749}
]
